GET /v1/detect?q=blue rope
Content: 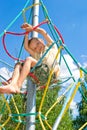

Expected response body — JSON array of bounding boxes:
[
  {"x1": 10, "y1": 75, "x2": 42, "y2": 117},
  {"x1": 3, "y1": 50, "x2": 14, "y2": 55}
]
[{"x1": 0, "y1": 0, "x2": 31, "y2": 37}]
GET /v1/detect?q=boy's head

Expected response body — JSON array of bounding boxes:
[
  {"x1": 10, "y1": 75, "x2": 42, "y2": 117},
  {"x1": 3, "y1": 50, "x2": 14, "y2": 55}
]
[{"x1": 28, "y1": 37, "x2": 45, "y2": 53}]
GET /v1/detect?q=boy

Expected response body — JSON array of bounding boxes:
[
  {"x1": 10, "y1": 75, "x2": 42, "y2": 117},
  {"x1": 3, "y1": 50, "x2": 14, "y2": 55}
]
[{"x1": 0, "y1": 23, "x2": 60, "y2": 94}]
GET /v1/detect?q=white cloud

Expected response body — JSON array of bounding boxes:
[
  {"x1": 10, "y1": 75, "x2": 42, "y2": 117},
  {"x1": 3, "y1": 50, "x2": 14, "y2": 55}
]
[
  {"x1": 81, "y1": 54, "x2": 87, "y2": 68},
  {"x1": 0, "y1": 67, "x2": 12, "y2": 81},
  {"x1": 0, "y1": 67, "x2": 27, "y2": 91},
  {"x1": 81, "y1": 55, "x2": 87, "y2": 58},
  {"x1": 70, "y1": 100, "x2": 79, "y2": 118},
  {"x1": 0, "y1": 54, "x2": 86, "y2": 91},
  {"x1": 58, "y1": 54, "x2": 81, "y2": 118},
  {"x1": 59, "y1": 54, "x2": 80, "y2": 85},
  {"x1": 83, "y1": 62, "x2": 87, "y2": 68},
  {"x1": 70, "y1": 100, "x2": 77, "y2": 109}
]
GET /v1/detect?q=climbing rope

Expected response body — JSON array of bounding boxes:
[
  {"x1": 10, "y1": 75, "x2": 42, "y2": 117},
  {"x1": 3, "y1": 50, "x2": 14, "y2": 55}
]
[{"x1": 0, "y1": 0, "x2": 87, "y2": 130}]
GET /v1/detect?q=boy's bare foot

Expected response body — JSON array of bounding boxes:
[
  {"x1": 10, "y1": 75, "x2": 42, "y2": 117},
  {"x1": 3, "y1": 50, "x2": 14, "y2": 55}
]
[{"x1": 0, "y1": 84, "x2": 20, "y2": 94}]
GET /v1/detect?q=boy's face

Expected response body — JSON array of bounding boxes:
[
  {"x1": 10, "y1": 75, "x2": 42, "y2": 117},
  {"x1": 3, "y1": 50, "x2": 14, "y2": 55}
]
[{"x1": 29, "y1": 39, "x2": 45, "y2": 53}]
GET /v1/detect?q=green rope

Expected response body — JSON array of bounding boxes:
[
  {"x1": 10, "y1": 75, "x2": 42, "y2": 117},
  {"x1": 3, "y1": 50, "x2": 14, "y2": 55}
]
[
  {"x1": 11, "y1": 112, "x2": 46, "y2": 124},
  {"x1": 50, "y1": 77, "x2": 73, "y2": 88},
  {"x1": 80, "y1": 66, "x2": 87, "y2": 74},
  {"x1": 0, "y1": 59, "x2": 13, "y2": 68},
  {"x1": 17, "y1": 5, "x2": 33, "y2": 60},
  {"x1": 0, "y1": 0, "x2": 31, "y2": 37},
  {"x1": 31, "y1": 41, "x2": 55, "y2": 72},
  {"x1": 62, "y1": 54, "x2": 76, "y2": 82},
  {"x1": 41, "y1": 1, "x2": 59, "y2": 44},
  {"x1": 63, "y1": 44, "x2": 87, "y2": 75},
  {"x1": 79, "y1": 87, "x2": 87, "y2": 103},
  {"x1": 11, "y1": 112, "x2": 38, "y2": 117},
  {"x1": 0, "y1": 76, "x2": 11, "y2": 116},
  {"x1": 40, "y1": 0, "x2": 64, "y2": 49},
  {"x1": 63, "y1": 45, "x2": 80, "y2": 68}
]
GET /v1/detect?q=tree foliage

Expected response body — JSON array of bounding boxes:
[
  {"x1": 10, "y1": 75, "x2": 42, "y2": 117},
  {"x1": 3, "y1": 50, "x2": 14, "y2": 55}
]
[
  {"x1": 73, "y1": 71, "x2": 87, "y2": 130},
  {"x1": 0, "y1": 94, "x2": 26, "y2": 130},
  {"x1": 36, "y1": 86, "x2": 73, "y2": 130},
  {"x1": 0, "y1": 85, "x2": 74, "y2": 130}
]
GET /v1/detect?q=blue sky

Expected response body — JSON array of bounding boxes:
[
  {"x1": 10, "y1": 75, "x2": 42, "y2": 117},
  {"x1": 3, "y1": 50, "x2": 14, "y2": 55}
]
[
  {"x1": 0, "y1": 0, "x2": 87, "y2": 119},
  {"x1": 0, "y1": 0, "x2": 87, "y2": 104},
  {"x1": 0, "y1": 0, "x2": 87, "y2": 67}
]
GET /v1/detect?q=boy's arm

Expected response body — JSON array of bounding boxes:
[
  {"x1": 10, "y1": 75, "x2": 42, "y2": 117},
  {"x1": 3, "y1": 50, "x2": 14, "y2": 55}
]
[
  {"x1": 21, "y1": 23, "x2": 54, "y2": 46},
  {"x1": 24, "y1": 34, "x2": 35, "y2": 57},
  {"x1": 34, "y1": 27, "x2": 54, "y2": 46},
  {"x1": 22, "y1": 23, "x2": 54, "y2": 56},
  {"x1": 21, "y1": 23, "x2": 36, "y2": 57}
]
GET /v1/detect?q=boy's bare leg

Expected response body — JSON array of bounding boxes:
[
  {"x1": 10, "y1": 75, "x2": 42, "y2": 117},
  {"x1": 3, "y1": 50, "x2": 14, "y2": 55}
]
[
  {"x1": 0, "y1": 57, "x2": 37, "y2": 94},
  {"x1": 17, "y1": 57, "x2": 37, "y2": 88},
  {"x1": 11, "y1": 63, "x2": 22, "y2": 84},
  {"x1": 0, "y1": 63, "x2": 22, "y2": 94}
]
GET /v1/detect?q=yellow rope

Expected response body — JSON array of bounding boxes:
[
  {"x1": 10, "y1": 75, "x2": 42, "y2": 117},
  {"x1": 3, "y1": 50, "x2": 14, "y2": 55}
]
[
  {"x1": 44, "y1": 120, "x2": 52, "y2": 130},
  {"x1": 61, "y1": 69, "x2": 83, "y2": 119},
  {"x1": 22, "y1": 9, "x2": 27, "y2": 23},
  {"x1": 39, "y1": 46, "x2": 61, "y2": 111},
  {"x1": 80, "y1": 69, "x2": 83, "y2": 78},
  {"x1": 11, "y1": 96, "x2": 21, "y2": 130},
  {"x1": 22, "y1": 3, "x2": 41, "y2": 22},
  {"x1": 44, "y1": 83, "x2": 74, "y2": 129},
  {"x1": 39, "y1": 68, "x2": 54, "y2": 112},
  {"x1": 38, "y1": 113, "x2": 46, "y2": 130},
  {"x1": 62, "y1": 81, "x2": 80, "y2": 118},
  {"x1": 78, "y1": 69, "x2": 87, "y2": 130},
  {"x1": 79, "y1": 122, "x2": 87, "y2": 130},
  {"x1": 38, "y1": 68, "x2": 54, "y2": 130},
  {"x1": 38, "y1": 46, "x2": 61, "y2": 129},
  {"x1": 0, "y1": 95, "x2": 21, "y2": 130},
  {"x1": 0, "y1": 79, "x2": 21, "y2": 129},
  {"x1": 0, "y1": 94, "x2": 11, "y2": 129}
]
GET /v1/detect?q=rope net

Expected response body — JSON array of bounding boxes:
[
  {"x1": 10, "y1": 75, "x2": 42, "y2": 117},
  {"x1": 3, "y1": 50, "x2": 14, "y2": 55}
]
[{"x1": 0, "y1": 0, "x2": 87, "y2": 130}]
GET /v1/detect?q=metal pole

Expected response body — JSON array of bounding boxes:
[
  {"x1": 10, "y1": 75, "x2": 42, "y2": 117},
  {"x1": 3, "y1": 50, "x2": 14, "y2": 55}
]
[
  {"x1": 26, "y1": 0, "x2": 39, "y2": 130},
  {"x1": 26, "y1": 80, "x2": 36, "y2": 130},
  {"x1": 32, "y1": 0, "x2": 39, "y2": 37}
]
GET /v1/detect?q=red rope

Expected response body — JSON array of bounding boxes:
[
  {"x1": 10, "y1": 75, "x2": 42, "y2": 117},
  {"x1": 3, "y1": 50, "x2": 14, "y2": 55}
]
[
  {"x1": 2, "y1": 20, "x2": 64, "y2": 88},
  {"x1": 1, "y1": 78, "x2": 12, "y2": 85},
  {"x1": 28, "y1": 72, "x2": 39, "y2": 83},
  {"x1": 2, "y1": 20, "x2": 48, "y2": 61},
  {"x1": 2, "y1": 33, "x2": 25, "y2": 62},
  {"x1": 2, "y1": 20, "x2": 64, "y2": 61},
  {"x1": 54, "y1": 25, "x2": 64, "y2": 44}
]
